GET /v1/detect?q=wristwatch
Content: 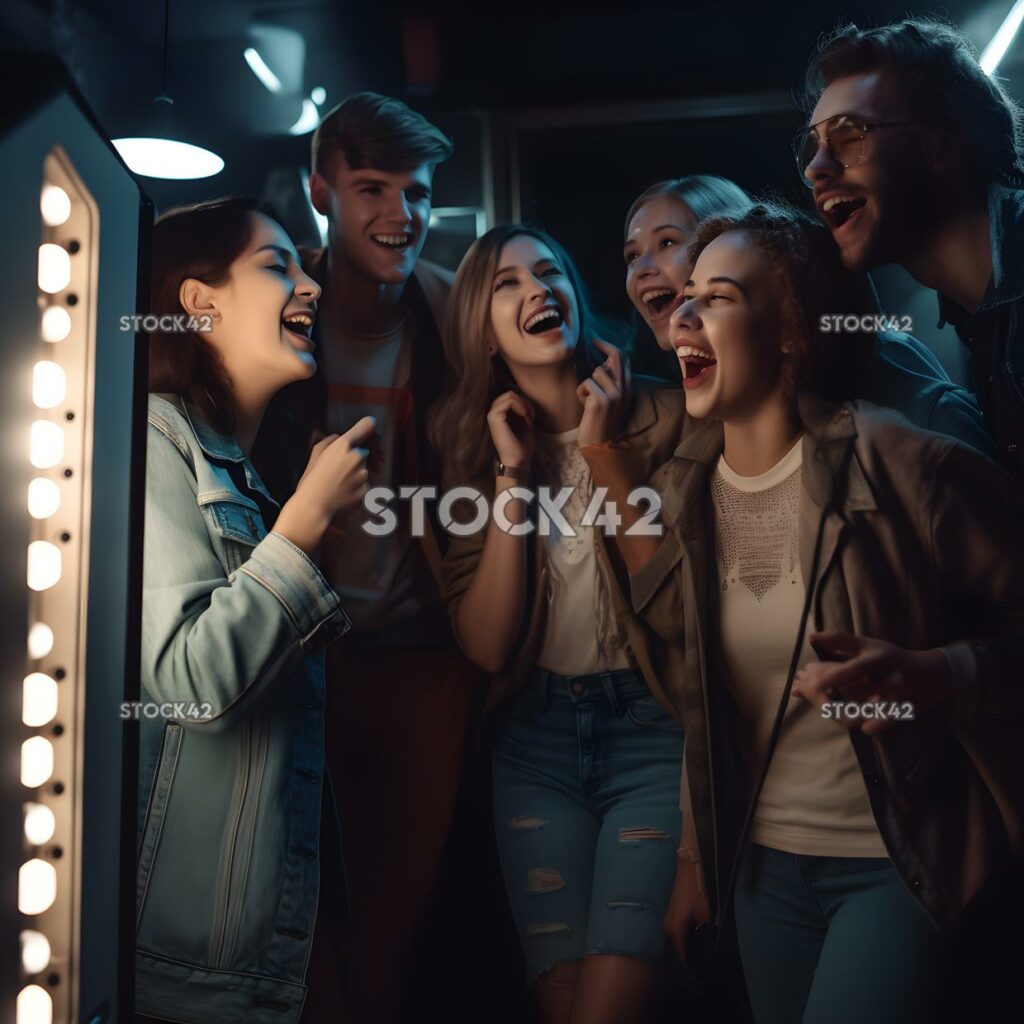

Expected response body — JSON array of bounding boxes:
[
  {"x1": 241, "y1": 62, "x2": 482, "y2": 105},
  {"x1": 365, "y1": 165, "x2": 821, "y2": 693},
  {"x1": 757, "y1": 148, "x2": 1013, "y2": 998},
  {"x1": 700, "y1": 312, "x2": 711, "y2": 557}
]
[{"x1": 495, "y1": 461, "x2": 531, "y2": 482}]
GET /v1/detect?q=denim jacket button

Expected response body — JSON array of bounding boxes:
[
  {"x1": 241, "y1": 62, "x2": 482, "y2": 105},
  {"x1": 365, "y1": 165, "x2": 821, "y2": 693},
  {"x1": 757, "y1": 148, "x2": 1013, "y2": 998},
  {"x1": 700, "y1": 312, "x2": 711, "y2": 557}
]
[{"x1": 571, "y1": 682, "x2": 585, "y2": 696}]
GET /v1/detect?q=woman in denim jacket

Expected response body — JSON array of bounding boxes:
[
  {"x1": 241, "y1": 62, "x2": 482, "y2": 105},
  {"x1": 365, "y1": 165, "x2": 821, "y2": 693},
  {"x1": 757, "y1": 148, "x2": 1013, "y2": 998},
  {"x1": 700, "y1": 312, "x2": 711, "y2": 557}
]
[{"x1": 135, "y1": 198, "x2": 374, "y2": 1024}]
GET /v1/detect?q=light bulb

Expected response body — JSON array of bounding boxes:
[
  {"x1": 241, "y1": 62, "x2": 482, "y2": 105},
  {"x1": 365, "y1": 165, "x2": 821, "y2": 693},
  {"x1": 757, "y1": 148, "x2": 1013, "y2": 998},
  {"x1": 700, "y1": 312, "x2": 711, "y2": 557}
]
[
  {"x1": 29, "y1": 421, "x2": 64, "y2": 469},
  {"x1": 23, "y1": 674, "x2": 58, "y2": 728},
  {"x1": 16, "y1": 984, "x2": 52, "y2": 1024},
  {"x1": 28, "y1": 623, "x2": 54, "y2": 660},
  {"x1": 24, "y1": 803, "x2": 56, "y2": 846},
  {"x1": 32, "y1": 361, "x2": 66, "y2": 409},
  {"x1": 19, "y1": 930, "x2": 51, "y2": 975},
  {"x1": 27, "y1": 478, "x2": 60, "y2": 520},
  {"x1": 21, "y1": 737, "x2": 53, "y2": 788},
  {"x1": 18, "y1": 859, "x2": 57, "y2": 915},
  {"x1": 41, "y1": 306, "x2": 71, "y2": 343},
  {"x1": 40, "y1": 185, "x2": 71, "y2": 226},
  {"x1": 27, "y1": 542, "x2": 61, "y2": 591},
  {"x1": 37, "y1": 243, "x2": 71, "y2": 294}
]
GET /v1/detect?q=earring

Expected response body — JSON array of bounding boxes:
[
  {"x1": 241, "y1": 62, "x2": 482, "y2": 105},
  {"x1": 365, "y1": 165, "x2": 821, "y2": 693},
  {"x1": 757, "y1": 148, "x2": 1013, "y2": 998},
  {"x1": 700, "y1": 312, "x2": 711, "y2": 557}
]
[{"x1": 487, "y1": 346, "x2": 496, "y2": 356}]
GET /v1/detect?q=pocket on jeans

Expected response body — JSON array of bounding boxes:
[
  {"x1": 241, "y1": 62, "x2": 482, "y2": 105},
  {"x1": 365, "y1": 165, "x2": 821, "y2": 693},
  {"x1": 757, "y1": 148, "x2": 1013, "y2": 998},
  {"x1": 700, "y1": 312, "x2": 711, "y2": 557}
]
[{"x1": 624, "y1": 694, "x2": 680, "y2": 731}]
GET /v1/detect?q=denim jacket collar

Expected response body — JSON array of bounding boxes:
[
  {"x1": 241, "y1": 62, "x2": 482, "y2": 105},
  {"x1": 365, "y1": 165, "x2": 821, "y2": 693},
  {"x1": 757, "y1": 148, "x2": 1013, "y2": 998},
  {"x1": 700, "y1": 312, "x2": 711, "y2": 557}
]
[
  {"x1": 154, "y1": 393, "x2": 279, "y2": 510},
  {"x1": 937, "y1": 181, "x2": 1024, "y2": 327}
]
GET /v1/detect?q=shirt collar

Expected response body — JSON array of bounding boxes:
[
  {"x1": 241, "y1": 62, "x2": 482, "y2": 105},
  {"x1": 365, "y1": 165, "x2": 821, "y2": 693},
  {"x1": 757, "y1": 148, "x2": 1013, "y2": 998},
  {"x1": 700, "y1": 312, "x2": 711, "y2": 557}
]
[{"x1": 937, "y1": 181, "x2": 1024, "y2": 328}]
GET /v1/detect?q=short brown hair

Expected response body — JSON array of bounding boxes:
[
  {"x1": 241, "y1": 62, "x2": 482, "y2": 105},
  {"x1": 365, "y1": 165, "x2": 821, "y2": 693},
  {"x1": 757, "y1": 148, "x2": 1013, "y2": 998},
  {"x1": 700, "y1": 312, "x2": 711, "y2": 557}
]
[
  {"x1": 148, "y1": 196, "x2": 280, "y2": 436},
  {"x1": 687, "y1": 201, "x2": 876, "y2": 401},
  {"x1": 312, "y1": 91, "x2": 454, "y2": 178},
  {"x1": 802, "y1": 18, "x2": 1024, "y2": 187}
]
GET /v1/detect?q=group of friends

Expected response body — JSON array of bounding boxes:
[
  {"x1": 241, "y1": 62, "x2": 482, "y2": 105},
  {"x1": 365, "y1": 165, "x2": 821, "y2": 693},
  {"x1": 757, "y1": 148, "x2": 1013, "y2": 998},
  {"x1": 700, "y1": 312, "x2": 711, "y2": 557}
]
[{"x1": 132, "y1": 17, "x2": 1024, "y2": 1024}]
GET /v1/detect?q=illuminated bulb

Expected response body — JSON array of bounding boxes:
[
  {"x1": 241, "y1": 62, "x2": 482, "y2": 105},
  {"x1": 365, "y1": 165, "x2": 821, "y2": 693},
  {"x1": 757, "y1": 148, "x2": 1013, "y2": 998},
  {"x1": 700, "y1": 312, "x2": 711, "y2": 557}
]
[
  {"x1": 19, "y1": 931, "x2": 51, "y2": 975},
  {"x1": 24, "y1": 804, "x2": 56, "y2": 846},
  {"x1": 29, "y1": 421, "x2": 64, "y2": 469},
  {"x1": 41, "y1": 305, "x2": 71, "y2": 343},
  {"x1": 16, "y1": 984, "x2": 52, "y2": 1024},
  {"x1": 18, "y1": 859, "x2": 57, "y2": 915},
  {"x1": 32, "y1": 361, "x2": 66, "y2": 409},
  {"x1": 27, "y1": 542, "x2": 61, "y2": 592},
  {"x1": 21, "y1": 737, "x2": 53, "y2": 788},
  {"x1": 28, "y1": 623, "x2": 54, "y2": 660},
  {"x1": 40, "y1": 185, "x2": 71, "y2": 226},
  {"x1": 37, "y1": 243, "x2": 71, "y2": 294},
  {"x1": 311, "y1": 85, "x2": 327, "y2": 105},
  {"x1": 28, "y1": 478, "x2": 60, "y2": 520},
  {"x1": 23, "y1": 674, "x2": 58, "y2": 727}
]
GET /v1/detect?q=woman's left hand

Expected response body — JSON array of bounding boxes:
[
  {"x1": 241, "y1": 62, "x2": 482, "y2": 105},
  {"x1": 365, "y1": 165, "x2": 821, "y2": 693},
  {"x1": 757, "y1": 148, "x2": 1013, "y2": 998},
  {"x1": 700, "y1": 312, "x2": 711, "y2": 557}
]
[
  {"x1": 792, "y1": 631, "x2": 954, "y2": 734},
  {"x1": 578, "y1": 339, "x2": 631, "y2": 446}
]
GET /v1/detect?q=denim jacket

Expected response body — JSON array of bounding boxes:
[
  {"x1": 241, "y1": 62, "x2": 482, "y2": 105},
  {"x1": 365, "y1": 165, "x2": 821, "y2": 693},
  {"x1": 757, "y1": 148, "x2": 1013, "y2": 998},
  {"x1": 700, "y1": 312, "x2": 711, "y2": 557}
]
[
  {"x1": 937, "y1": 183, "x2": 1024, "y2": 475},
  {"x1": 135, "y1": 394, "x2": 351, "y2": 1024}
]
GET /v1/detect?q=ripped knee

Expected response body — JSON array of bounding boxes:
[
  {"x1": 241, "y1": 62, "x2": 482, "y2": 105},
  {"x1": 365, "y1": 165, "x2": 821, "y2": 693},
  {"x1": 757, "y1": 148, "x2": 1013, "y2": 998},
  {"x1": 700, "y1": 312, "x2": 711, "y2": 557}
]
[{"x1": 537, "y1": 958, "x2": 582, "y2": 989}]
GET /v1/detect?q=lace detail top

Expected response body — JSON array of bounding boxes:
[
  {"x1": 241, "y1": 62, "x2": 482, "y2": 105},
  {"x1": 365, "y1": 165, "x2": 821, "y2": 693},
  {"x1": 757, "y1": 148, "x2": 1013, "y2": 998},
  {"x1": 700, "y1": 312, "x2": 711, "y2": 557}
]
[
  {"x1": 711, "y1": 438, "x2": 886, "y2": 857},
  {"x1": 533, "y1": 427, "x2": 629, "y2": 674}
]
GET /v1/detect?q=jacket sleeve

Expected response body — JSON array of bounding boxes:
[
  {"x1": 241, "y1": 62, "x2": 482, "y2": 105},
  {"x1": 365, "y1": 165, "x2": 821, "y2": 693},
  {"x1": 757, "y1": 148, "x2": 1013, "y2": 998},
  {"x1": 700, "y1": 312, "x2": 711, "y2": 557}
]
[
  {"x1": 628, "y1": 526, "x2": 687, "y2": 643},
  {"x1": 438, "y1": 497, "x2": 489, "y2": 656},
  {"x1": 929, "y1": 440, "x2": 1024, "y2": 722},
  {"x1": 141, "y1": 422, "x2": 350, "y2": 731}
]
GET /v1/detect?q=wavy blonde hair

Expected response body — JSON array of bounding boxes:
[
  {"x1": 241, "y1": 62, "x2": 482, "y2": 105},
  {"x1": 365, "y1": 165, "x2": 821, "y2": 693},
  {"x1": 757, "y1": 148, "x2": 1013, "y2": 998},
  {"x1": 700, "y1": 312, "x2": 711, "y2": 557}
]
[{"x1": 431, "y1": 225, "x2": 612, "y2": 487}]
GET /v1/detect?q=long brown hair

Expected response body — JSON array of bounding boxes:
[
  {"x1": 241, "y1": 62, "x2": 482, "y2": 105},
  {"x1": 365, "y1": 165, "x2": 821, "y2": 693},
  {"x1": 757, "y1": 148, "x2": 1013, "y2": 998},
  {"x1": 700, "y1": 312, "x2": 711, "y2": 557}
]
[
  {"x1": 148, "y1": 196, "x2": 280, "y2": 436},
  {"x1": 431, "y1": 225, "x2": 614, "y2": 487}
]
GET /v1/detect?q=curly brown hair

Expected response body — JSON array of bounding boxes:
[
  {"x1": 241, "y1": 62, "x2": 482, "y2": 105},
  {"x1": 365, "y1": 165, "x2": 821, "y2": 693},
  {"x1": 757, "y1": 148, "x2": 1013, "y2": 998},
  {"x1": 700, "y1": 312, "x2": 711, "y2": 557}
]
[{"x1": 686, "y1": 200, "x2": 877, "y2": 402}]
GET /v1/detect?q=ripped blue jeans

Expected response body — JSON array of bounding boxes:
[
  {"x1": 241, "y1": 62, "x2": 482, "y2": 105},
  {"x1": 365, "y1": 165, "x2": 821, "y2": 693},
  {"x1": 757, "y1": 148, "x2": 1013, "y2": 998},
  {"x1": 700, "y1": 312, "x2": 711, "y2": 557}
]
[{"x1": 492, "y1": 667, "x2": 684, "y2": 981}]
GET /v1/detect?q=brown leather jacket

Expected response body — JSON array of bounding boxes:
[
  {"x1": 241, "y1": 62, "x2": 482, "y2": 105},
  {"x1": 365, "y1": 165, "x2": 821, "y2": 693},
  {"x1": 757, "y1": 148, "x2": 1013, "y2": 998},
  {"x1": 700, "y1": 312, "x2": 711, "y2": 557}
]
[
  {"x1": 632, "y1": 394, "x2": 1024, "y2": 932},
  {"x1": 440, "y1": 380, "x2": 689, "y2": 723}
]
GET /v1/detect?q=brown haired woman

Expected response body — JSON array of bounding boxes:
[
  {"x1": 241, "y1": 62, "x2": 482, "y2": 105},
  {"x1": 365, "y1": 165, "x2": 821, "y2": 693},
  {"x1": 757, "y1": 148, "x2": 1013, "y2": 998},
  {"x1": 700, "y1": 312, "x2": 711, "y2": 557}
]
[
  {"x1": 136, "y1": 197, "x2": 373, "y2": 1023},
  {"x1": 433, "y1": 225, "x2": 688, "y2": 1023}
]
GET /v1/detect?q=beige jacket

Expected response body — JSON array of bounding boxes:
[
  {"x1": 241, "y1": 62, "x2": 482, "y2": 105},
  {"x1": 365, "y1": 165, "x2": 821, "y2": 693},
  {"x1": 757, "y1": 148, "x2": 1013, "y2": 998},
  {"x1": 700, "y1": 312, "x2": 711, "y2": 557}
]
[
  {"x1": 632, "y1": 394, "x2": 1024, "y2": 932},
  {"x1": 440, "y1": 380, "x2": 689, "y2": 722}
]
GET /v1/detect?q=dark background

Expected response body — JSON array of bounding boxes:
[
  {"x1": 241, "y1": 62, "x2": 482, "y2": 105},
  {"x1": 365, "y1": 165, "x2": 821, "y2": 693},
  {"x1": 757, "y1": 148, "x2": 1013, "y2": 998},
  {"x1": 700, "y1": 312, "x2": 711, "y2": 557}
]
[
  {"x1": 5, "y1": 2, "x2": 1024, "y2": 1019},
  {"x1": 6, "y1": 0, "x2": 1024, "y2": 377}
]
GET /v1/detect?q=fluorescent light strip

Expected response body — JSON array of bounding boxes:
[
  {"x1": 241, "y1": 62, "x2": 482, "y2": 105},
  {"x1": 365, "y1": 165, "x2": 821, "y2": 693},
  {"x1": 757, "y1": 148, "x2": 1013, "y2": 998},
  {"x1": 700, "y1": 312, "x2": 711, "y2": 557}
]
[
  {"x1": 244, "y1": 47, "x2": 283, "y2": 93},
  {"x1": 981, "y1": 0, "x2": 1024, "y2": 74}
]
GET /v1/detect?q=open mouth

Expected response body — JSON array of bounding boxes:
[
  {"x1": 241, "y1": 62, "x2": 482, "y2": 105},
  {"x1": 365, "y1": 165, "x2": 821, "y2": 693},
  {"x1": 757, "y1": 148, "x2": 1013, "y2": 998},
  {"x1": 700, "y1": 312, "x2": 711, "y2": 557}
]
[
  {"x1": 820, "y1": 194, "x2": 867, "y2": 231},
  {"x1": 282, "y1": 311, "x2": 315, "y2": 349},
  {"x1": 372, "y1": 233, "x2": 413, "y2": 250},
  {"x1": 642, "y1": 288, "x2": 677, "y2": 319},
  {"x1": 677, "y1": 345, "x2": 717, "y2": 388},
  {"x1": 523, "y1": 305, "x2": 565, "y2": 335}
]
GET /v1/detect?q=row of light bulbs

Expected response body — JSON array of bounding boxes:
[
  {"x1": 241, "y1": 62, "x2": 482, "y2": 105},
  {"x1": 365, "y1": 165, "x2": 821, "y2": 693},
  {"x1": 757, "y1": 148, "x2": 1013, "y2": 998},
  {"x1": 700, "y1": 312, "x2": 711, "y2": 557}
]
[{"x1": 18, "y1": 181, "x2": 76, "y2": 1023}]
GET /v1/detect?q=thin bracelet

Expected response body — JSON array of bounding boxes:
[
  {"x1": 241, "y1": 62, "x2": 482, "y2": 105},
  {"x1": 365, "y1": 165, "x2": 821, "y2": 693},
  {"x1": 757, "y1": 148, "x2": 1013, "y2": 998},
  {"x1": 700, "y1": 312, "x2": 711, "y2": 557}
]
[{"x1": 675, "y1": 845, "x2": 699, "y2": 863}]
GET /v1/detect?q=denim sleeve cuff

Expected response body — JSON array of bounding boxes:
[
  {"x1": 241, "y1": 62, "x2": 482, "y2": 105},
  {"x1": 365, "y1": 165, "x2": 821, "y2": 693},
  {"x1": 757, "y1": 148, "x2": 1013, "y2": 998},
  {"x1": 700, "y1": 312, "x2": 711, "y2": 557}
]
[
  {"x1": 939, "y1": 641, "x2": 980, "y2": 721},
  {"x1": 629, "y1": 528, "x2": 684, "y2": 614},
  {"x1": 239, "y1": 531, "x2": 351, "y2": 653}
]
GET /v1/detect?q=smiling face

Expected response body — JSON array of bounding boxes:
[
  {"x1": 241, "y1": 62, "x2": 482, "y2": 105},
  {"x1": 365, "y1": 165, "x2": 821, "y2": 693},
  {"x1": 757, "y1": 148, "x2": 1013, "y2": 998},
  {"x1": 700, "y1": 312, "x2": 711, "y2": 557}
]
[
  {"x1": 488, "y1": 234, "x2": 580, "y2": 372},
  {"x1": 624, "y1": 194, "x2": 699, "y2": 349},
  {"x1": 189, "y1": 212, "x2": 321, "y2": 393},
  {"x1": 805, "y1": 70, "x2": 939, "y2": 272},
  {"x1": 310, "y1": 157, "x2": 433, "y2": 284},
  {"x1": 670, "y1": 230, "x2": 788, "y2": 422}
]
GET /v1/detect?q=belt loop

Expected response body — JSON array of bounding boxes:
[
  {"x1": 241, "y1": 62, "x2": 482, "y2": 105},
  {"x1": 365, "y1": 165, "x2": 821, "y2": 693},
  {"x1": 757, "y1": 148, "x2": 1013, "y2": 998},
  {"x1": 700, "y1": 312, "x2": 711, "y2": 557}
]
[
  {"x1": 600, "y1": 672, "x2": 622, "y2": 714},
  {"x1": 537, "y1": 668, "x2": 551, "y2": 711}
]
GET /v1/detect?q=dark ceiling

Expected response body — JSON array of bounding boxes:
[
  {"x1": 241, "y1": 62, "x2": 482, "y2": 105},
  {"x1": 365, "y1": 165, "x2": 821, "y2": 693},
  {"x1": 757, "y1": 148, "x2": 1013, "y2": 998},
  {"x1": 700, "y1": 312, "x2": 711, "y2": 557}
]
[{"x1": 4, "y1": 0, "x2": 1024, "y2": 209}]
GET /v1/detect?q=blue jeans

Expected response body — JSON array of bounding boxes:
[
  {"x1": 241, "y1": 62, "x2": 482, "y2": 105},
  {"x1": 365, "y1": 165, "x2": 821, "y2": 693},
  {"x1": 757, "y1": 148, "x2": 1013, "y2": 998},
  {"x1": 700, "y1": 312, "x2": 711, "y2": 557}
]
[
  {"x1": 492, "y1": 667, "x2": 684, "y2": 981},
  {"x1": 734, "y1": 844, "x2": 947, "y2": 1024}
]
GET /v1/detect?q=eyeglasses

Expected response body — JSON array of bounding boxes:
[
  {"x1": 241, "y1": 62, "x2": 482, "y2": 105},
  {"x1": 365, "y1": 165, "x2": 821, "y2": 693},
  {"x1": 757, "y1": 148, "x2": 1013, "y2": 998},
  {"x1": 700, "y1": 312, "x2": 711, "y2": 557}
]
[{"x1": 792, "y1": 114, "x2": 922, "y2": 188}]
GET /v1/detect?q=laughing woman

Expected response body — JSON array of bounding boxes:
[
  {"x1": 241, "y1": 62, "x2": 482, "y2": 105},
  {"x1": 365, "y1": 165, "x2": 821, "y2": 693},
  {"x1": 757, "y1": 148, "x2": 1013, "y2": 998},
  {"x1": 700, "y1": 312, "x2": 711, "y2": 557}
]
[
  {"x1": 433, "y1": 225, "x2": 687, "y2": 1024},
  {"x1": 606, "y1": 202, "x2": 1024, "y2": 1024},
  {"x1": 136, "y1": 197, "x2": 374, "y2": 1024}
]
